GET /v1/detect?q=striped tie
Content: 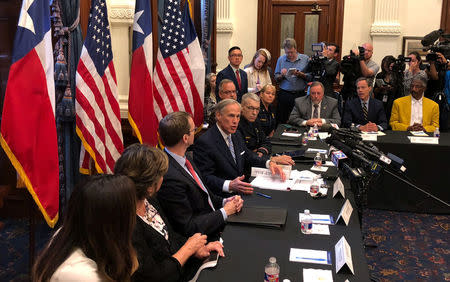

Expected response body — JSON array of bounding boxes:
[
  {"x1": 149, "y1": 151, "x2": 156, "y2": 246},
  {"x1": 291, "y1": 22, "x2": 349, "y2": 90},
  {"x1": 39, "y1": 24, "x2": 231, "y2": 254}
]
[
  {"x1": 185, "y1": 159, "x2": 215, "y2": 211},
  {"x1": 227, "y1": 135, "x2": 236, "y2": 163},
  {"x1": 363, "y1": 102, "x2": 368, "y2": 122}
]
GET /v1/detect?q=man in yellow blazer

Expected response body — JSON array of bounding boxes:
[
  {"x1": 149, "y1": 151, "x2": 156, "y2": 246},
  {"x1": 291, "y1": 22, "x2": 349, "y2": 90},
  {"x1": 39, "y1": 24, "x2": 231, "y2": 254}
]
[{"x1": 390, "y1": 77, "x2": 439, "y2": 132}]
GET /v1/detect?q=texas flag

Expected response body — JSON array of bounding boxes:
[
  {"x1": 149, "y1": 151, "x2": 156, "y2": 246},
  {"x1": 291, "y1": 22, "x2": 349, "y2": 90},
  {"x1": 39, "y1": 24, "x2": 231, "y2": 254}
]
[
  {"x1": 128, "y1": 0, "x2": 155, "y2": 145},
  {"x1": 0, "y1": 0, "x2": 59, "y2": 227}
]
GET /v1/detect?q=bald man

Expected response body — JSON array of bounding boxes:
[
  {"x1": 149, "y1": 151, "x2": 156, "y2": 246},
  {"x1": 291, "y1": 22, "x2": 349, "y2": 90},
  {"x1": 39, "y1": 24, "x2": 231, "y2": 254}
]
[{"x1": 354, "y1": 43, "x2": 380, "y2": 86}]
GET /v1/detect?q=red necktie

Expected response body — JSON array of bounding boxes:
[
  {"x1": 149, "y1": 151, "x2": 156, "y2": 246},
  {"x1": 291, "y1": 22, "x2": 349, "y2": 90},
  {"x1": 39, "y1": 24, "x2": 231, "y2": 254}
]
[
  {"x1": 235, "y1": 69, "x2": 242, "y2": 90},
  {"x1": 185, "y1": 159, "x2": 215, "y2": 210}
]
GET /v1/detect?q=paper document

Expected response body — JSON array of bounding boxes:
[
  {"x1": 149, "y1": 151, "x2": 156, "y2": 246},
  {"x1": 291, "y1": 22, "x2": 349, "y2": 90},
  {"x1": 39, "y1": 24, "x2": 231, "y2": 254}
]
[
  {"x1": 282, "y1": 132, "x2": 302, "y2": 138},
  {"x1": 408, "y1": 136, "x2": 439, "y2": 144},
  {"x1": 289, "y1": 248, "x2": 332, "y2": 265},
  {"x1": 310, "y1": 224, "x2": 330, "y2": 235},
  {"x1": 251, "y1": 166, "x2": 292, "y2": 179},
  {"x1": 323, "y1": 161, "x2": 335, "y2": 167},
  {"x1": 310, "y1": 165, "x2": 328, "y2": 172},
  {"x1": 290, "y1": 169, "x2": 319, "y2": 180},
  {"x1": 250, "y1": 176, "x2": 294, "y2": 191},
  {"x1": 360, "y1": 134, "x2": 377, "y2": 141},
  {"x1": 299, "y1": 213, "x2": 334, "y2": 225},
  {"x1": 303, "y1": 268, "x2": 333, "y2": 282},
  {"x1": 410, "y1": 131, "x2": 429, "y2": 137},
  {"x1": 317, "y1": 132, "x2": 330, "y2": 139},
  {"x1": 360, "y1": 130, "x2": 385, "y2": 136},
  {"x1": 306, "y1": 148, "x2": 328, "y2": 154}
]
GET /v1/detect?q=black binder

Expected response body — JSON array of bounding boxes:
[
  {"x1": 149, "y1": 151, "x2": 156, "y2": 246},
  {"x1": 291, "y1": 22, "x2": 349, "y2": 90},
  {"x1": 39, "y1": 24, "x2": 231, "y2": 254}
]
[{"x1": 227, "y1": 206, "x2": 288, "y2": 228}]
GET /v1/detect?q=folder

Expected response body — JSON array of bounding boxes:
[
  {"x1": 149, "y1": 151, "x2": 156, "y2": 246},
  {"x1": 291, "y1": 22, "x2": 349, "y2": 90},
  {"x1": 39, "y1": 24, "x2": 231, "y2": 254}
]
[{"x1": 227, "y1": 206, "x2": 288, "y2": 228}]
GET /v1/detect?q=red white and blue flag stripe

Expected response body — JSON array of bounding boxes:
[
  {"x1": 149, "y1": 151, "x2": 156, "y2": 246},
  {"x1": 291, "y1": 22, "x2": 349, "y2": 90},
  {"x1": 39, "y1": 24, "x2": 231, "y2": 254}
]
[
  {"x1": 0, "y1": 0, "x2": 59, "y2": 227},
  {"x1": 152, "y1": 0, "x2": 205, "y2": 142},
  {"x1": 128, "y1": 0, "x2": 155, "y2": 145},
  {"x1": 76, "y1": 0, "x2": 123, "y2": 174}
]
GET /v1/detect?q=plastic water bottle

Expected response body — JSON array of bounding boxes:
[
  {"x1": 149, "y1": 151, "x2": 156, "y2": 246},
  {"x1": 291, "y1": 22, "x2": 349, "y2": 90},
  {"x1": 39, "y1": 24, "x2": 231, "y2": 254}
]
[
  {"x1": 301, "y1": 209, "x2": 313, "y2": 234},
  {"x1": 308, "y1": 127, "x2": 314, "y2": 138},
  {"x1": 434, "y1": 127, "x2": 440, "y2": 138},
  {"x1": 314, "y1": 152, "x2": 322, "y2": 167},
  {"x1": 264, "y1": 257, "x2": 280, "y2": 282},
  {"x1": 301, "y1": 132, "x2": 308, "y2": 146},
  {"x1": 309, "y1": 176, "x2": 320, "y2": 197},
  {"x1": 313, "y1": 123, "x2": 319, "y2": 136}
]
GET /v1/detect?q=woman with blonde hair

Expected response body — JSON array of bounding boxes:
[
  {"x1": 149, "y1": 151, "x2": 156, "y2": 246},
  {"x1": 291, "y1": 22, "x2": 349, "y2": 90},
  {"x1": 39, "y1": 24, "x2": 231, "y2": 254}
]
[
  {"x1": 258, "y1": 84, "x2": 277, "y2": 137},
  {"x1": 245, "y1": 49, "x2": 272, "y2": 93}
]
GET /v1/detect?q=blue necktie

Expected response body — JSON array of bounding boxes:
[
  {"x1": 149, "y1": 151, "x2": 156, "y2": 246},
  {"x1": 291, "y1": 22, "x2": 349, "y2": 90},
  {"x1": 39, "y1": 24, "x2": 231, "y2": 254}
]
[{"x1": 227, "y1": 135, "x2": 236, "y2": 163}]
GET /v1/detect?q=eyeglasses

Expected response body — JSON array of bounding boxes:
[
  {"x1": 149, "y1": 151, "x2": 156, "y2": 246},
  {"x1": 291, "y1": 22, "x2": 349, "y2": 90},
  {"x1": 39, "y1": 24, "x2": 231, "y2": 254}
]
[
  {"x1": 245, "y1": 106, "x2": 260, "y2": 112},
  {"x1": 230, "y1": 54, "x2": 243, "y2": 58}
]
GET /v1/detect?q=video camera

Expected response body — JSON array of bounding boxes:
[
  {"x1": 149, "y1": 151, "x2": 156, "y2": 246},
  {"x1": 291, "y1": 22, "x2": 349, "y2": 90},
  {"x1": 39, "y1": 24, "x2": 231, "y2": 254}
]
[
  {"x1": 391, "y1": 55, "x2": 411, "y2": 74},
  {"x1": 340, "y1": 47, "x2": 365, "y2": 100},
  {"x1": 309, "y1": 43, "x2": 328, "y2": 81},
  {"x1": 421, "y1": 29, "x2": 450, "y2": 62}
]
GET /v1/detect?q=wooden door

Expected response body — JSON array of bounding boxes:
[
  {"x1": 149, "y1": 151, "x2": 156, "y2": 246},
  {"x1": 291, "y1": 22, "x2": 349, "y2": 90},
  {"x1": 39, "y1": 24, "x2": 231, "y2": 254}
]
[{"x1": 258, "y1": 0, "x2": 344, "y2": 71}]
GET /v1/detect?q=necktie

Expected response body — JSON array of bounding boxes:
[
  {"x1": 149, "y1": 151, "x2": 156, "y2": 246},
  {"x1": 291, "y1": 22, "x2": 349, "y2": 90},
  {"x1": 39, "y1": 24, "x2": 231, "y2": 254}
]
[
  {"x1": 227, "y1": 135, "x2": 236, "y2": 163},
  {"x1": 363, "y1": 102, "x2": 368, "y2": 122},
  {"x1": 235, "y1": 69, "x2": 242, "y2": 90},
  {"x1": 313, "y1": 104, "x2": 319, "y2": 119},
  {"x1": 185, "y1": 159, "x2": 215, "y2": 211}
]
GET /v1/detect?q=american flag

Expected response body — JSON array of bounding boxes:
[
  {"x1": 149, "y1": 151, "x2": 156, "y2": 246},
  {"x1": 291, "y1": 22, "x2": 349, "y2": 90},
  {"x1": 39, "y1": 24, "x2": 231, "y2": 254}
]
[
  {"x1": 0, "y1": 0, "x2": 59, "y2": 227},
  {"x1": 128, "y1": 0, "x2": 155, "y2": 145},
  {"x1": 76, "y1": 0, "x2": 123, "y2": 174},
  {"x1": 152, "y1": 0, "x2": 205, "y2": 139}
]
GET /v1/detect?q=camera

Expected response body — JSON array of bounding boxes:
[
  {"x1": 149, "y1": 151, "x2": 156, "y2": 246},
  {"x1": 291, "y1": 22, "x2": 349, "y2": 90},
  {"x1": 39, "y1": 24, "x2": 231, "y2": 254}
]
[
  {"x1": 391, "y1": 55, "x2": 411, "y2": 73},
  {"x1": 309, "y1": 43, "x2": 327, "y2": 81},
  {"x1": 357, "y1": 46, "x2": 365, "y2": 60},
  {"x1": 340, "y1": 50, "x2": 362, "y2": 100}
]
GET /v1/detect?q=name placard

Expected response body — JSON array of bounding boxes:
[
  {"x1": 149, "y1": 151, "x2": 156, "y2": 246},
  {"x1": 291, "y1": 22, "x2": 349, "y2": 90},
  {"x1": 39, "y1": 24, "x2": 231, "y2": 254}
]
[
  {"x1": 336, "y1": 199, "x2": 353, "y2": 226},
  {"x1": 332, "y1": 177, "x2": 345, "y2": 198},
  {"x1": 335, "y1": 236, "x2": 354, "y2": 274},
  {"x1": 408, "y1": 136, "x2": 439, "y2": 144}
]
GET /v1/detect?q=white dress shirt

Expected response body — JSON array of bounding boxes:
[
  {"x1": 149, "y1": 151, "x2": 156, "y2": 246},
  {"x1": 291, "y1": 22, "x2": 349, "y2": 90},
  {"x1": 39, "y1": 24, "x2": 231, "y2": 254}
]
[{"x1": 410, "y1": 96, "x2": 423, "y2": 126}]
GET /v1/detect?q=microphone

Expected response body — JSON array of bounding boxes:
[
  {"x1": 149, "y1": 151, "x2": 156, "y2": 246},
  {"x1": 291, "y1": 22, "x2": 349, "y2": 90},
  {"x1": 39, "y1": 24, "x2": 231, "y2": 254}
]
[{"x1": 421, "y1": 29, "x2": 443, "y2": 46}]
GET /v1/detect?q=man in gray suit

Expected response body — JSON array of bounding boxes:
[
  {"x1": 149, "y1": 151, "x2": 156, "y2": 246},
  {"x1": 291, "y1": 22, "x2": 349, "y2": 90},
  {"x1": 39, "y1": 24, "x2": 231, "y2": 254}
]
[{"x1": 288, "y1": 81, "x2": 341, "y2": 127}]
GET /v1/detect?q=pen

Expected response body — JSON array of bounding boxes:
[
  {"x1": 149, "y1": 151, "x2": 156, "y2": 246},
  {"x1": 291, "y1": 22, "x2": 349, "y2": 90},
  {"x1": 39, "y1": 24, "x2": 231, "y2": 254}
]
[{"x1": 256, "y1": 192, "x2": 272, "y2": 199}]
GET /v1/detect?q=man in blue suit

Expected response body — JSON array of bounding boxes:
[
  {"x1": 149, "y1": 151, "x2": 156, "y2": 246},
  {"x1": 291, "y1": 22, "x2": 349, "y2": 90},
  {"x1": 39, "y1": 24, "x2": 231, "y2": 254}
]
[
  {"x1": 342, "y1": 77, "x2": 388, "y2": 131},
  {"x1": 194, "y1": 99, "x2": 286, "y2": 196},
  {"x1": 215, "y1": 46, "x2": 248, "y2": 102}
]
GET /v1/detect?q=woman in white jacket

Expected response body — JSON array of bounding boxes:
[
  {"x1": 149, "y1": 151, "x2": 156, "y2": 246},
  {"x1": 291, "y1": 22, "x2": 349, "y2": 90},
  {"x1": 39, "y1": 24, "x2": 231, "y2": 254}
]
[{"x1": 245, "y1": 49, "x2": 272, "y2": 93}]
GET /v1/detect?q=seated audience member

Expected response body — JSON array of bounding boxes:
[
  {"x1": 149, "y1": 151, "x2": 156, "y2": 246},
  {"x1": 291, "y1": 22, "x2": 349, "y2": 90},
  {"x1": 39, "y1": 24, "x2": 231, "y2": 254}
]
[
  {"x1": 114, "y1": 144, "x2": 224, "y2": 282},
  {"x1": 374, "y1": 55, "x2": 397, "y2": 121},
  {"x1": 258, "y1": 84, "x2": 277, "y2": 137},
  {"x1": 342, "y1": 77, "x2": 388, "y2": 131},
  {"x1": 288, "y1": 81, "x2": 341, "y2": 127},
  {"x1": 157, "y1": 111, "x2": 243, "y2": 238},
  {"x1": 194, "y1": 99, "x2": 286, "y2": 196},
  {"x1": 390, "y1": 77, "x2": 439, "y2": 132},
  {"x1": 207, "y1": 79, "x2": 237, "y2": 125},
  {"x1": 244, "y1": 49, "x2": 272, "y2": 93},
  {"x1": 404, "y1": 51, "x2": 428, "y2": 96},
  {"x1": 215, "y1": 46, "x2": 248, "y2": 101},
  {"x1": 204, "y1": 73, "x2": 217, "y2": 122},
  {"x1": 32, "y1": 175, "x2": 138, "y2": 281},
  {"x1": 238, "y1": 93, "x2": 272, "y2": 156}
]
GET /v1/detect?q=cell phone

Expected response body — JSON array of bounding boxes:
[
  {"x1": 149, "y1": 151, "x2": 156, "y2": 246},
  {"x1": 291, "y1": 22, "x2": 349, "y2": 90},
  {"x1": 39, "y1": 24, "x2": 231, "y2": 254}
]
[
  {"x1": 287, "y1": 68, "x2": 297, "y2": 76},
  {"x1": 282, "y1": 149, "x2": 306, "y2": 158}
]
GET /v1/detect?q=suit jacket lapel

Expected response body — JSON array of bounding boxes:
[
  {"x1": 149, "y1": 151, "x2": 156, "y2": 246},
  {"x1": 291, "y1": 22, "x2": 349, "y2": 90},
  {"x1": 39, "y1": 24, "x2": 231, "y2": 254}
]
[
  {"x1": 231, "y1": 134, "x2": 243, "y2": 172},
  {"x1": 167, "y1": 153, "x2": 209, "y2": 195},
  {"x1": 321, "y1": 97, "x2": 328, "y2": 117},
  {"x1": 213, "y1": 125, "x2": 238, "y2": 169},
  {"x1": 305, "y1": 98, "x2": 312, "y2": 119}
]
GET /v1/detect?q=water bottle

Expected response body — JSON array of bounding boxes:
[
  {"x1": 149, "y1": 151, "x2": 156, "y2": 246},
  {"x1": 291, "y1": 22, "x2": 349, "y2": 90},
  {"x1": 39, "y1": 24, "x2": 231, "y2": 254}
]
[
  {"x1": 314, "y1": 152, "x2": 322, "y2": 167},
  {"x1": 301, "y1": 132, "x2": 308, "y2": 146},
  {"x1": 434, "y1": 127, "x2": 440, "y2": 138},
  {"x1": 264, "y1": 257, "x2": 280, "y2": 282},
  {"x1": 301, "y1": 209, "x2": 313, "y2": 234},
  {"x1": 309, "y1": 176, "x2": 320, "y2": 197},
  {"x1": 308, "y1": 127, "x2": 314, "y2": 138},
  {"x1": 313, "y1": 123, "x2": 319, "y2": 136}
]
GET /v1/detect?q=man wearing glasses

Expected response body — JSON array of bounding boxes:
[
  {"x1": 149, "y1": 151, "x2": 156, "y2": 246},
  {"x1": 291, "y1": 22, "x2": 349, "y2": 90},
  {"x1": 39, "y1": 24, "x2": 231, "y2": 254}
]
[
  {"x1": 275, "y1": 38, "x2": 311, "y2": 124},
  {"x1": 215, "y1": 46, "x2": 248, "y2": 102}
]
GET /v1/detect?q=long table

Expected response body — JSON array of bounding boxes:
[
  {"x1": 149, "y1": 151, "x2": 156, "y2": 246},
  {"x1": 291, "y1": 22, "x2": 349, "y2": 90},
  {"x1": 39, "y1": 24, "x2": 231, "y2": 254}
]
[
  {"x1": 367, "y1": 131, "x2": 450, "y2": 214},
  {"x1": 198, "y1": 140, "x2": 371, "y2": 282}
]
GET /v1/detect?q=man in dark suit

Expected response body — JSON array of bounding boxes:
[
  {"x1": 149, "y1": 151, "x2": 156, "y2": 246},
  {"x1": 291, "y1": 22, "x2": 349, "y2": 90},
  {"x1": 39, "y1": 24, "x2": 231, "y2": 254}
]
[
  {"x1": 194, "y1": 99, "x2": 286, "y2": 196},
  {"x1": 288, "y1": 81, "x2": 341, "y2": 127},
  {"x1": 342, "y1": 77, "x2": 388, "y2": 131},
  {"x1": 215, "y1": 46, "x2": 248, "y2": 102},
  {"x1": 158, "y1": 111, "x2": 244, "y2": 238}
]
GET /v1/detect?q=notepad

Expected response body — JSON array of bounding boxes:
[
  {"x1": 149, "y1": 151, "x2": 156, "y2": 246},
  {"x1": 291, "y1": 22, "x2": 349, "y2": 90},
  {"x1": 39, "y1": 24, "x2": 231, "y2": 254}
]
[{"x1": 227, "y1": 206, "x2": 288, "y2": 228}]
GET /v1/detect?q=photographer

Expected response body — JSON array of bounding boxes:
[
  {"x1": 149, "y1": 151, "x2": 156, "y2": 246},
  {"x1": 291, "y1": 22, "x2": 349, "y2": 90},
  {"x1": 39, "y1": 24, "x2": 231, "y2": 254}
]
[
  {"x1": 353, "y1": 43, "x2": 380, "y2": 86},
  {"x1": 308, "y1": 42, "x2": 340, "y2": 97},
  {"x1": 374, "y1": 55, "x2": 397, "y2": 121},
  {"x1": 404, "y1": 51, "x2": 428, "y2": 96}
]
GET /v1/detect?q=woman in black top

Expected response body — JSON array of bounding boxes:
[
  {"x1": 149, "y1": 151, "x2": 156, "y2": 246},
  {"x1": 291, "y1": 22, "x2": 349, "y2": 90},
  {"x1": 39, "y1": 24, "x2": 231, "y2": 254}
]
[
  {"x1": 258, "y1": 84, "x2": 277, "y2": 137},
  {"x1": 374, "y1": 55, "x2": 397, "y2": 122},
  {"x1": 115, "y1": 144, "x2": 224, "y2": 282}
]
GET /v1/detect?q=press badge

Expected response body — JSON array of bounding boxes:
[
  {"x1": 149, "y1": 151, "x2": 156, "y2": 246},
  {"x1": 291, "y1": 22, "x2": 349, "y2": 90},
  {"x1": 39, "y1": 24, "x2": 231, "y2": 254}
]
[{"x1": 382, "y1": 95, "x2": 388, "y2": 102}]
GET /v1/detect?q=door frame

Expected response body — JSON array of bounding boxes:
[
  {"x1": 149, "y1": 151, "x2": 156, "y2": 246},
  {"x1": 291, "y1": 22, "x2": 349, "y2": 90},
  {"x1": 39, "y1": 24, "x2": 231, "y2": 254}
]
[{"x1": 257, "y1": 0, "x2": 345, "y2": 63}]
